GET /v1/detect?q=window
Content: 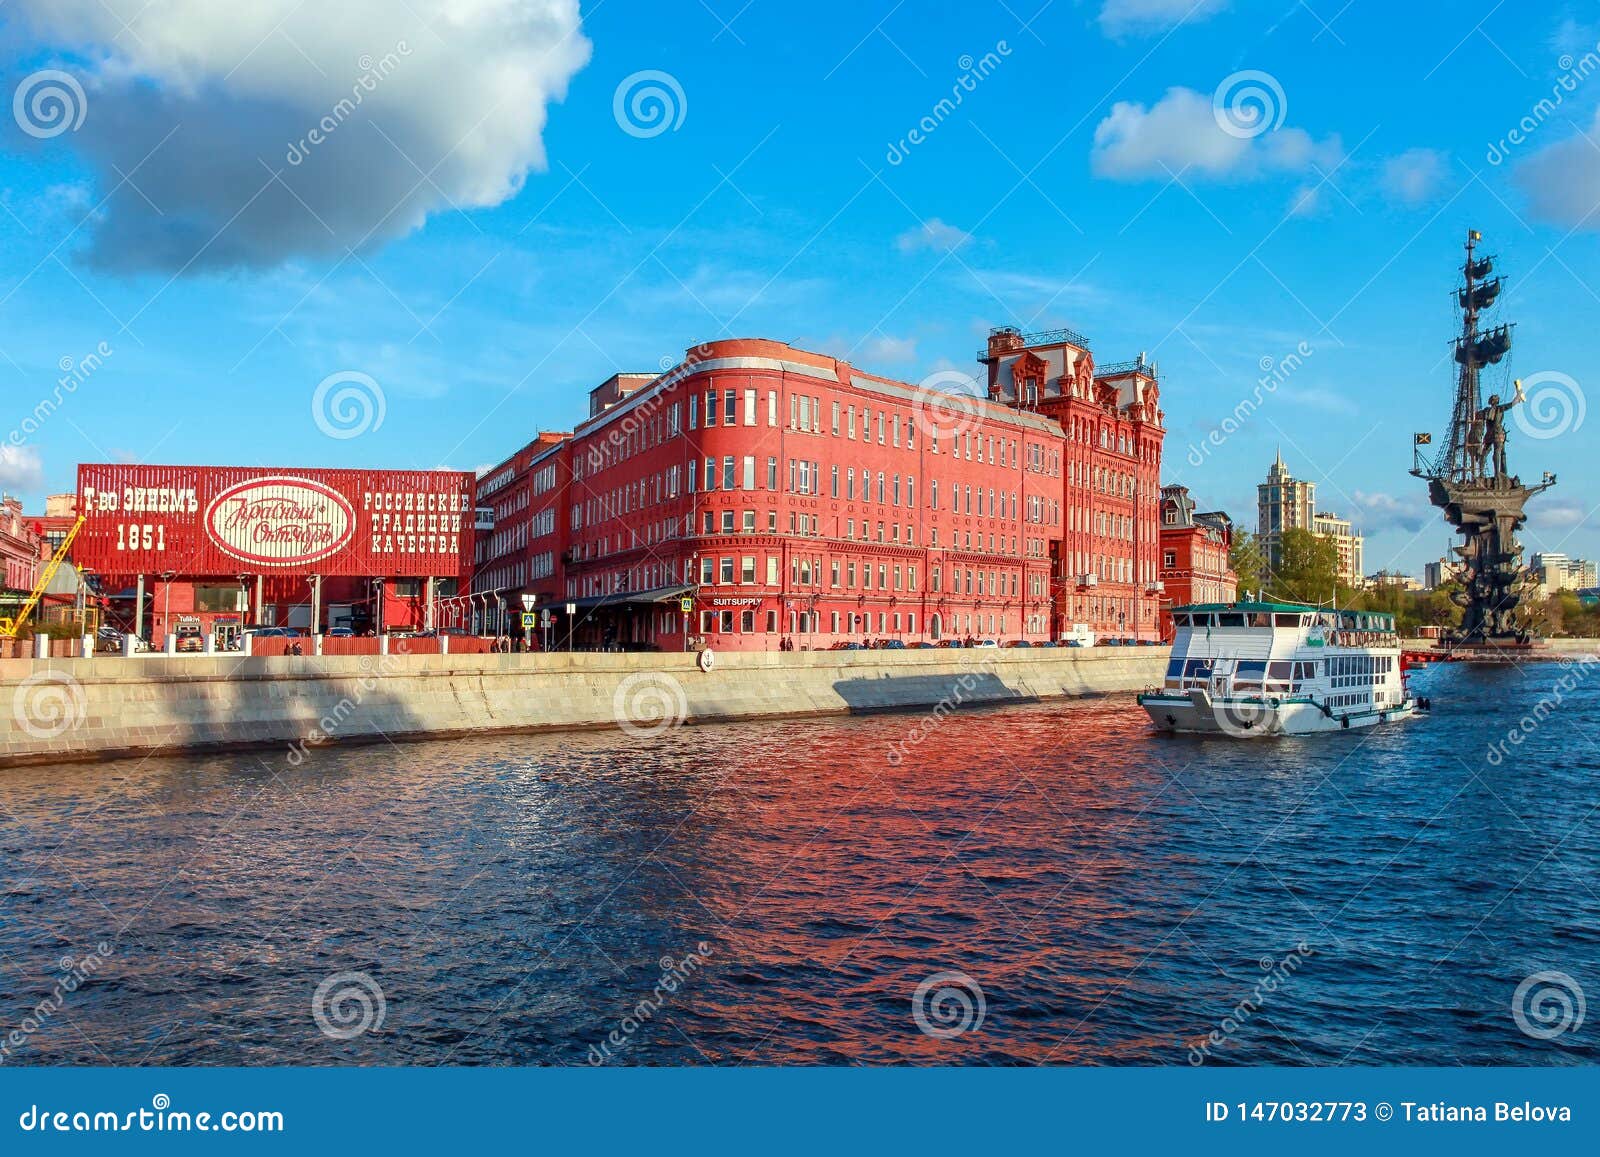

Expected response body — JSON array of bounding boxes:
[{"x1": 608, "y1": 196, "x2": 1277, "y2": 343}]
[
  {"x1": 831, "y1": 465, "x2": 840, "y2": 498},
  {"x1": 1164, "y1": 550, "x2": 1177, "y2": 568},
  {"x1": 847, "y1": 406, "x2": 855, "y2": 438},
  {"x1": 931, "y1": 480, "x2": 938, "y2": 510},
  {"x1": 719, "y1": 557, "x2": 735, "y2": 583},
  {"x1": 742, "y1": 456, "x2": 756, "y2": 490},
  {"x1": 741, "y1": 556, "x2": 756, "y2": 583},
  {"x1": 741, "y1": 610, "x2": 755, "y2": 632},
  {"x1": 743, "y1": 510, "x2": 756, "y2": 532},
  {"x1": 720, "y1": 510, "x2": 735, "y2": 533},
  {"x1": 767, "y1": 457, "x2": 778, "y2": 489},
  {"x1": 689, "y1": 393, "x2": 698, "y2": 429},
  {"x1": 723, "y1": 456, "x2": 736, "y2": 489},
  {"x1": 744, "y1": 388, "x2": 756, "y2": 426},
  {"x1": 832, "y1": 401, "x2": 841, "y2": 435},
  {"x1": 700, "y1": 557, "x2": 714, "y2": 583},
  {"x1": 846, "y1": 468, "x2": 855, "y2": 500},
  {"x1": 705, "y1": 390, "x2": 717, "y2": 425},
  {"x1": 724, "y1": 390, "x2": 737, "y2": 424},
  {"x1": 767, "y1": 556, "x2": 779, "y2": 584}
]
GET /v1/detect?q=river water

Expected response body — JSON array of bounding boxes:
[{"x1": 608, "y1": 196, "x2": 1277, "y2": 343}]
[{"x1": 2, "y1": 658, "x2": 1597, "y2": 1066}]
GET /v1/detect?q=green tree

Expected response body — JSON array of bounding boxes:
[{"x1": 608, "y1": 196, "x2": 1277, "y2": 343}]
[
  {"x1": 1269, "y1": 528, "x2": 1341, "y2": 604},
  {"x1": 1229, "y1": 530, "x2": 1269, "y2": 595}
]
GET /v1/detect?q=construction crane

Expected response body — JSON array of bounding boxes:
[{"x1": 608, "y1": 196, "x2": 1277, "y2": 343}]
[{"x1": 0, "y1": 514, "x2": 86, "y2": 638}]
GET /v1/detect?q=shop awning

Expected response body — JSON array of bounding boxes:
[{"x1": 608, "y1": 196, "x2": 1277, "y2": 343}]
[{"x1": 566, "y1": 583, "x2": 696, "y2": 612}]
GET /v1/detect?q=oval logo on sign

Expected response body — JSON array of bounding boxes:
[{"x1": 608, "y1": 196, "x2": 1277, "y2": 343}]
[{"x1": 204, "y1": 476, "x2": 356, "y2": 567}]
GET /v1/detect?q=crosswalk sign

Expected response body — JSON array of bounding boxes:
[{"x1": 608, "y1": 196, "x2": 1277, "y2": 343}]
[{"x1": 521, "y1": 612, "x2": 537, "y2": 628}]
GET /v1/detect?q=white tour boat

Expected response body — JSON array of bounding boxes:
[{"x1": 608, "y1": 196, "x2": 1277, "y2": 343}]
[{"x1": 1138, "y1": 600, "x2": 1425, "y2": 737}]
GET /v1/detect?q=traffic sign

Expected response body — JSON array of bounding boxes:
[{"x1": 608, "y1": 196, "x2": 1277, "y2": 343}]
[
  {"x1": 520, "y1": 594, "x2": 537, "y2": 611},
  {"x1": 521, "y1": 612, "x2": 537, "y2": 628},
  {"x1": 680, "y1": 597, "x2": 693, "y2": 612}
]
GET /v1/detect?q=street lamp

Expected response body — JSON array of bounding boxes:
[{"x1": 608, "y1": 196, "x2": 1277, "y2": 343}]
[
  {"x1": 520, "y1": 593, "x2": 536, "y2": 651},
  {"x1": 159, "y1": 570, "x2": 175, "y2": 644}
]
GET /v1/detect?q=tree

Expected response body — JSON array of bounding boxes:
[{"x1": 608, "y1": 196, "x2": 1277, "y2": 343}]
[
  {"x1": 1229, "y1": 530, "x2": 1269, "y2": 596},
  {"x1": 1269, "y1": 528, "x2": 1342, "y2": 604}
]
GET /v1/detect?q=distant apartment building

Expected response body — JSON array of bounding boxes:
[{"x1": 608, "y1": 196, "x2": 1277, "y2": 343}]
[
  {"x1": 1257, "y1": 452, "x2": 1364, "y2": 588},
  {"x1": 1531, "y1": 552, "x2": 1597, "y2": 596},
  {"x1": 1157, "y1": 484, "x2": 1236, "y2": 638},
  {"x1": 1423, "y1": 556, "x2": 1454, "y2": 590},
  {"x1": 1313, "y1": 511, "x2": 1365, "y2": 588}
]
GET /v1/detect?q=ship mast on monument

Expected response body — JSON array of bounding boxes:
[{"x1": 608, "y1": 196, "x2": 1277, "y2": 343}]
[{"x1": 1411, "y1": 229, "x2": 1556, "y2": 657}]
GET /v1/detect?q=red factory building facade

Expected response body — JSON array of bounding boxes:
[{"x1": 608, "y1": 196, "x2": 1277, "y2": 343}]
[
  {"x1": 473, "y1": 328, "x2": 1167, "y2": 651},
  {"x1": 1157, "y1": 483, "x2": 1238, "y2": 639},
  {"x1": 73, "y1": 464, "x2": 478, "y2": 646}
]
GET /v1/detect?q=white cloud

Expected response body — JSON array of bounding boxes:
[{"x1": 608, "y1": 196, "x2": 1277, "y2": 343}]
[
  {"x1": 1528, "y1": 500, "x2": 1587, "y2": 530},
  {"x1": 7, "y1": 0, "x2": 592, "y2": 272},
  {"x1": 1287, "y1": 183, "x2": 1324, "y2": 217},
  {"x1": 862, "y1": 335, "x2": 918, "y2": 363},
  {"x1": 1381, "y1": 148, "x2": 1449, "y2": 205},
  {"x1": 1350, "y1": 489, "x2": 1432, "y2": 534},
  {"x1": 896, "y1": 218, "x2": 972, "y2": 253},
  {"x1": 1099, "y1": 0, "x2": 1229, "y2": 37},
  {"x1": 1091, "y1": 87, "x2": 1339, "y2": 181},
  {"x1": 0, "y1": 445, "x2": 45, "y2": 492},
  {"x1": 1513, "y1": 107, "x2": 1600, "y2": 230}
]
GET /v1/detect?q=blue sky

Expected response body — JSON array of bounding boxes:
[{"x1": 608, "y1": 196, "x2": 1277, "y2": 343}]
[{"x1": 1, "y1": 0, "x2": 1596, "y2": 575}]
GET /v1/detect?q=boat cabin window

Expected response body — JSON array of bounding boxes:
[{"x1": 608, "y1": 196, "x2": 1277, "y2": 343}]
[
  {"x1": 1165, "y1": 659, "x2": 1184, "y2": 678},
  {"x1": 1248, "y1": 612, "x2": 1271, "y2": 627},
  {"x1": 1233, "y1": 659, "x2": 1267, "y2": 691},
  {"x1": 1273, "y1": 613, "x2": 1302, "y2": 627},
  {"x1": 1183, "y1": 659, "x2": 1214, "y2": 680},
  {"x1": 1173, "y1": 613, "x2": 1191, "y2": 627},
  {"x1": 1217, "y1": 613, "x2": 1246, "y2": 628}
]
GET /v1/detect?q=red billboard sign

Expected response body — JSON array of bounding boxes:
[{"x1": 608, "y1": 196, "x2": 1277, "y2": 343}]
[{"x1": 75, "y1": 464, "x2": 475, "y2": 578}]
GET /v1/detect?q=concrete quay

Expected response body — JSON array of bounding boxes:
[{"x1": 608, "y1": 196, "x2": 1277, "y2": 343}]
[{"x1": 1, "y1": 646, "x2": 1169, "y2": 768}]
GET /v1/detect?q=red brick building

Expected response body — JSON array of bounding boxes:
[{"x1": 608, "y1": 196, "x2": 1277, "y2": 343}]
[
  {"x1": 1157, "y1": 483, "x2": 1237, "y2": 639},
  {"x1": 472, "y1": 430, "x2": 572, "y2": 638},
  {"x1": 477, "y1": 329, "x2": 1166, "y2": 651}
]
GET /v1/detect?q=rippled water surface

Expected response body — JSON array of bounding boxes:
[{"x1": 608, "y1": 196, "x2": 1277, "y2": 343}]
[{"x1": 3, "y1": 659, "x2": 1598, "y2": 1066}]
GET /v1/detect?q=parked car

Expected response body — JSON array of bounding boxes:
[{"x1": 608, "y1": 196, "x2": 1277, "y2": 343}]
[
  {"x1": 1036, "y1": 640, "x2": 1057, "y2": 648},
  {"x1": 880, "y1": 639, "x2": 907, "y2": 649},
  {"x1": 936, "y1": 639, "x2": 963, "y2": 648},
  {"x1": 830, "y1": 641, "x2": 863, "y2": 650},
  {"x1": 326, "y1": 627, "x2": 354, "y2": 638},
  {"x1": 1006, "y1": 639, "x2": 1032, "y2": 648},
  {"x1": 175, "y1": 622, "x2": 205, "y2": 653},
  {"x1": 976, "y1": 639, "x2": 999, "y2": 648},
  {"x1": 910, "y1": 641, "x2": 936, "y2": 649}
]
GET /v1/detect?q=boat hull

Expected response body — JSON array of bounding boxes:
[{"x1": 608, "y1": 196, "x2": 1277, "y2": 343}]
[{"x1": 1138, "y1": 689, "x2": 1418, "y2": 737}]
